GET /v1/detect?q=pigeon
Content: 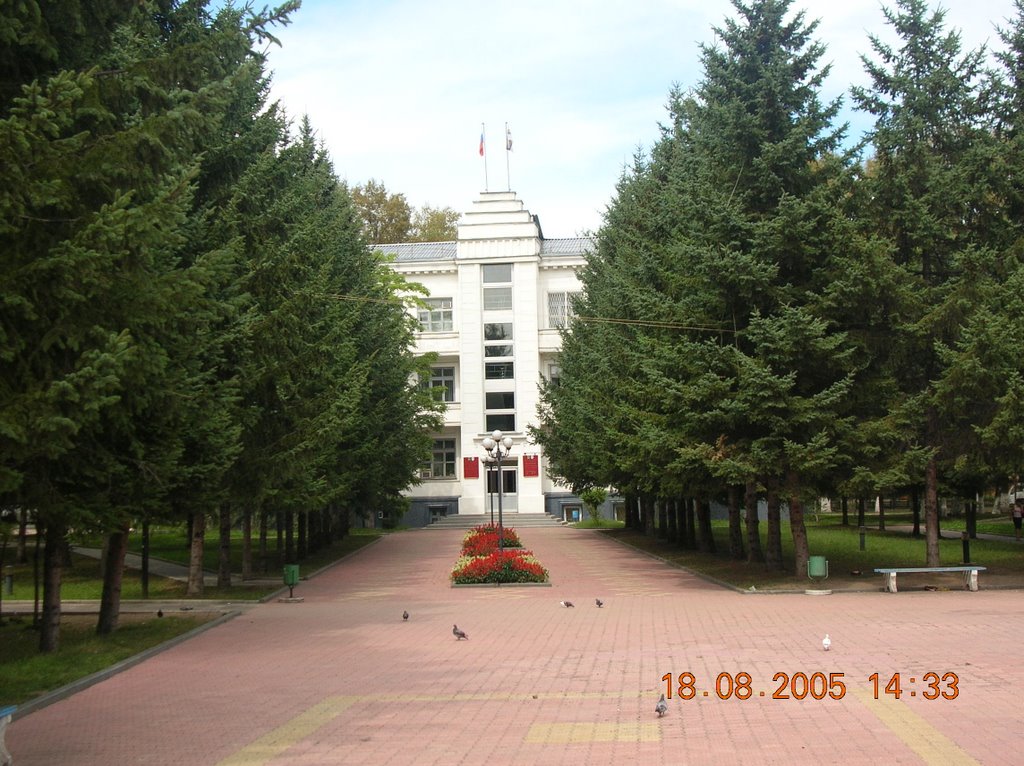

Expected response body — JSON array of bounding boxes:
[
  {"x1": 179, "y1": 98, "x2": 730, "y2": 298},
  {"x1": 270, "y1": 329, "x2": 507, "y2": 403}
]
[
  {"x1": 403, "y1": 610, "x2": 409, "y2": 621},
  {"x1": 595, "y1": 599, "x2": 603, "y2": 608},
  {"x1": 822, "y1": 634, "x2": 831, "y2": 651},
  {"x1": 453, "y1": 624, "x2": 468, "y2": 640},
  {"x1": 655, "y1": 693, "x2": 668, "y2": 717},
  {"x1": 156, "y1": 609, "x2": 164, "y2": 618},
  {"x1": 560, "y1": 600, "x2": 575, "y2": 608}
]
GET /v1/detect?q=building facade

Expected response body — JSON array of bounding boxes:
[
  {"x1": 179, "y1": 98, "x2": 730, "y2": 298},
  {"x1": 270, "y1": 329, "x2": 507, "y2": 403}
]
[{"x1": 378, "y1": 191, "x2": 590, "y2": 526}]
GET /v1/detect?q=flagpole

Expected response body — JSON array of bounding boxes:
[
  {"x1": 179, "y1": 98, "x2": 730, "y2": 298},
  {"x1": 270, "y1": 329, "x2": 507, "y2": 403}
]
[
  {"x1": 505, "y1": 122, "x2": 511, "y2": 192},
  {"x1": 481, "y1": 122, "x2": 489, "y2": 192}
]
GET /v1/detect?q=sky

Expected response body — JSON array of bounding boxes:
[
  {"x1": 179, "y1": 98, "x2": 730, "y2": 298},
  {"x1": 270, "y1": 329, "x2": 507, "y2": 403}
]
[{"x1": 264, "y1": 0, "x2": 1021, "y2": 238}]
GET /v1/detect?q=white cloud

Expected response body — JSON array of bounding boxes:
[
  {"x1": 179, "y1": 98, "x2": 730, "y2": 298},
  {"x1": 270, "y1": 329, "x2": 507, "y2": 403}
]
[{"x1": 265, "y1": 0, "x2": 1020, "y2": 237}]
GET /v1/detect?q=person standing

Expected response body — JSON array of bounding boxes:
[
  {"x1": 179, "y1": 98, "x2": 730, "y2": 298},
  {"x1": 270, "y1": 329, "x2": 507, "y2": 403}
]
[{"x1": 1012, "y1": 498, "x2": 1023, "y2": 541}]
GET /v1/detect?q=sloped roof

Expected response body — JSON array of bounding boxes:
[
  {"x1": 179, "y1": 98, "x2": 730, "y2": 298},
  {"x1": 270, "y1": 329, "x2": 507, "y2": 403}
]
[
  {"x1": 541, "y1": 237, "x2": 594, "y2": 256},
  {"x1": 373, "y1": 241, "x2": 457, "y2": 263}
]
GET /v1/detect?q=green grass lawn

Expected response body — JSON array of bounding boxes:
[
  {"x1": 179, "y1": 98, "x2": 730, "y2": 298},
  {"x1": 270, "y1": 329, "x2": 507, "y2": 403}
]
[
  {"x1": 1, "y1": 527, "x2": 383, "y2": 602},
  {"x1": 603, "y1": 515, "x2": 1024, "y2": 590},
  {"x1": 0, "y1": 613, "x2": 214, "y2": 706}
]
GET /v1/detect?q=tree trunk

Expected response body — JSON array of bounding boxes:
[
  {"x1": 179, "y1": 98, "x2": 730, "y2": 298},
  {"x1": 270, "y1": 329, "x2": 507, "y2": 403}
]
[
  {"x1": 642, "y1": 495, "x2": 655, "y2": 537},
  {"x1": 657, "y1": 499, "x2": 668, "y2": 540},
  {"x1": 924, "y1": 456, "x2": 940, "y2": 566},
  {"x1": 218, "y1": 503, "x2": 232, "y2": 588},
  {"x1": 259, "y1": 510, "x2": 268, "y2": 574},
  {"x1": 857, "y1": 496, "x2": 866, "y2": 529},
  {"x1": 727, "y1": 484, "x2": 744, "y2": 560},
  {"x1": 744, "y1": 480, "x2": 764, "y2": 563},
  {"x1": 787, "y1": 473, "x2": 808, "y2": 578},
  {"x1": 298, "y1": 510, "x2": 308, "y2": 558},
  {"x1": 285, "y1": 510, "x2": 295, "y2": 563},
  {"x1": 967, "y1": 496, "x2": 978, "y2": 539},
  {"x1": 39, "y1": 521, "x2": 66, "y2": 653},
  {"x1": 97, "y1": 523, "x2": 131, "y2": 635},
  {"x1": 187, "y1": 511, "x2": 205, "y2": 597},
  {"x1": 682, "y1": 497, "x2": 696, "y2": 549},
  {"x1": 16, "y1": 507, "x2": 28, "y2": 563},
  {"x1": 141, "y1": 518, "x2": 150, "y2": 600},
  {"x1": 877, "y1": 495, "x2": 886, "y2": 531},
  {"x1": 765, "y1": 482, "x2": 783, "y2": 570},
  {"x1": 242, "y1": 508, "x2": 252, "y2": 581},
  {"x1": 695, "y1": 496, "x2": 716, "y2": 554},
  {"x1": 666, "y1": 497, "x2": 678, "y2": 543},
  {"x1": 275, "y1": 511, "x2": 284, "y2": 564},
  {"x1": 840, "y1": 496, "x2": 848, "y2": 526}
]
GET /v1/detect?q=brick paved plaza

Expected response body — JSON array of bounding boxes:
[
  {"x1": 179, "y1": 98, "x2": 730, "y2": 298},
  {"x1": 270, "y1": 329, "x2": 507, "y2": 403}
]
[{"x1": 7, "y1": 527, "x2": 1023, "y2": 765}]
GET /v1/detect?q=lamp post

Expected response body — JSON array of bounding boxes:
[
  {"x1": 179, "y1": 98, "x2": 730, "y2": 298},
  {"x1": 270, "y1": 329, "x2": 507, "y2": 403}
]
[
  {"x1": 481, "y1": 430, "x2": 514, "y2": 552},
  {"x1": 483, "y1": 454, "x2": 496, "y2": 525}
]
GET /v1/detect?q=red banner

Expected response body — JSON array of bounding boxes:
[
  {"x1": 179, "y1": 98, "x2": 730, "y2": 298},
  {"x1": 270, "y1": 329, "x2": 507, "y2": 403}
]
[
  {"x1": 523, "y1": 454, "x2": 539, "y2": 477},
  {"x1": 463, "y1": 456, "x2": 479, "y2": 479}
]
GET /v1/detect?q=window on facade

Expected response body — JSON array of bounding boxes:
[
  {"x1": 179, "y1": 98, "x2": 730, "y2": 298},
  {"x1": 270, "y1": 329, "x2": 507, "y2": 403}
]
[
  {"x1": 485, "y1": 362, "x2": 514, "y2": 379},
  {"x1": 547, "y1": 291, "x2": 577, "y2": 329},
  {"x1": 485, "y1": 413, "x2": 516, "y2": 432},
  {"x1": 486, "y1": 466, "x2": 518, "y2": 494},
  {"x1": 483, "y1": 287, "x2": 513, "y2": 310},
  {"x1": 484, "y1": 344, "x2": 514, "y2": 358},
  {"x1": 485, "y1": 392, "x2": 515, "y2": 409},
  {"x1": 421, "y1": 438, "x2": 456, "y2": 479},
  {"x1": 420, "y1": 366, "x2": 455, "y2": 402},
  {"x1": 418, "y1": 297, "x2": 453, "y2": 332},
  {"x1": 482, "y1": 264, "x2": 513, "y2": 283},
  {"x1": 547, "y1": 363, "x2": 562, "y2": 387},
  {"x1": 484, "y1": 323, "x2": 513, "y2": 341}
]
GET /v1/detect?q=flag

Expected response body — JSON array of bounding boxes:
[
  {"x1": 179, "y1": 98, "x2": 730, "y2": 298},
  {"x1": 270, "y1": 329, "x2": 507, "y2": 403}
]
[
  {"x1": 479, "y1": 132, "x2": 485, "y2": 157},
  {"x1": 506, "y1": 126, "x2": 513, "y2": 151}
]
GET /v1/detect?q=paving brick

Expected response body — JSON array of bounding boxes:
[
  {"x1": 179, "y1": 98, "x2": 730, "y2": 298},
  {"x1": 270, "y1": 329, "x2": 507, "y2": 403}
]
[{"x1": 7, "y1": 526, "x2": 1022, "y2": 765}]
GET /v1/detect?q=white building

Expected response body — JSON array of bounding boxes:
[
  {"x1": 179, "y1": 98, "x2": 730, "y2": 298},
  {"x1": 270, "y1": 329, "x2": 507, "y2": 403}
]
[{"x1": 378, "y1": 191, "x2": 591, "y2": 526}]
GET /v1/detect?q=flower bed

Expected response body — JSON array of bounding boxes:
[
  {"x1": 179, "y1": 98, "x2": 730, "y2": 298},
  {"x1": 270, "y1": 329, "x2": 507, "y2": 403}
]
[
  {"x1": 460, "y1": 524, "x2": 522, "y2": 557},
  {"x1": 450, "y1": 548, "x2": 549, "y2": 585}
]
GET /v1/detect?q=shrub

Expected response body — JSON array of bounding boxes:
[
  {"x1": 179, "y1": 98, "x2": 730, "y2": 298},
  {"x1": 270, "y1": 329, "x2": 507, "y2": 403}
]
[{"x1": 450, "y1": 549, "x2": 549, "y2": 584}]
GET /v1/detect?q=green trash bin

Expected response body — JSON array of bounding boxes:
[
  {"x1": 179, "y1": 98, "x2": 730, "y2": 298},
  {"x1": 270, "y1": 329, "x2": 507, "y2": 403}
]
[
  {"x1": 283, "y1": 565, "x2": 299, "y2": 586},
  {"x1": 807, "y1": 555, "x2": 828, "y2": 581}
]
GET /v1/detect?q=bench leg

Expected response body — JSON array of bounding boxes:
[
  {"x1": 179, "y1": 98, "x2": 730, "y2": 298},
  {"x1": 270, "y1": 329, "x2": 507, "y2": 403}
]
[
  {"x1": 884, "y1": 572, "x2": 898, "y2": 593},
  {"x1": 964, "y1": 570, "x2": 979, "y2": 592},
  {"x1": 0, "y1": 710, "x2": 12, "y2": 766}
]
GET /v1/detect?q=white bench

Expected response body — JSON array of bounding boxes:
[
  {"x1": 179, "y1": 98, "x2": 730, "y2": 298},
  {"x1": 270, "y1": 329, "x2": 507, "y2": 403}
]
[
  {"x1": 873, "y1": 566, "x2": 986, "y2": 593},
  {"x1": 0, "y1": 704, "x2": 15, "y2": 766}
]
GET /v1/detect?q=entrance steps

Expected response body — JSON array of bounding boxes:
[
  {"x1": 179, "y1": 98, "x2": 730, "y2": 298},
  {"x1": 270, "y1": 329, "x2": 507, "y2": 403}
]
[{"x1": 426, "y1": 512, "x2": 567, "y2": 529}]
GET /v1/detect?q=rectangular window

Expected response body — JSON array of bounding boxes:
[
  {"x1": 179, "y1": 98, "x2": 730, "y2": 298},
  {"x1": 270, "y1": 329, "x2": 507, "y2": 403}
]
[
  {"x1": 482, "y1": 263, "x2": 513, "y2": 283},
  {"x1": 483, "y1": 287, "x2": 513, "y2": 310},
  {"x1": 547, "y1": 291, "x2": 576, "y2": 329},
  {"x1": 421, "y1": 438, "x2": 456, "y2": 478},
  {"x1": 420, "y1": 366, "x2": 455, "y2": 402},
  {"x1": 485, "y1": 392, "x2": 515, "y2": 409},
  {"x1": 486, "y1": 467, "x2": 518, "y2": 494},
  {"x1": 484, "y1": 344, "x2": 514, "y2": 358},
  {"x1": 547, "y1": 363, "x2": 562, "y2": 387},
  {"x1": 484, "y1": 323, "x2": 513, "y2": 341},
  {"x1": 418, "y1": 297, "x2": 453, "y2": 332},
  {"x1": 486, "y1": 413, "x2": 516, "y2": 432},
  {"x1": 485, "y1": 362, "x2": 514, "y2": 380}
]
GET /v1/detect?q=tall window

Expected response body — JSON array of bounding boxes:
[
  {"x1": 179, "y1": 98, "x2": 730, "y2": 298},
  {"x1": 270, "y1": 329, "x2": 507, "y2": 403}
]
[
  {"x1": 421, "y1": 438, "x2": 456, "y2": 479},
  {"x1": 486, "y1": 464, "x2": 518, "y2": 494},
  {"x1": 418, "y1": 298, "x2": 453, "y2": 331},
  {"x1": 483, "y1": 264, "x2": 513, "y2": 310},
  {"x1": 421, "y1": 366, "x2": 455, "y2": 402},
  {"x1": 547, "y1": 291, "x2": 577, "y2": 329}
]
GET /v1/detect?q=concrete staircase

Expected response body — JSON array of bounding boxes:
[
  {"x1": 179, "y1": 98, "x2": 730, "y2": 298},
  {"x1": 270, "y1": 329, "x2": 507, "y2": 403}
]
[{"x1": 426, "y1": 512, "x2": 567, "y2": 529}]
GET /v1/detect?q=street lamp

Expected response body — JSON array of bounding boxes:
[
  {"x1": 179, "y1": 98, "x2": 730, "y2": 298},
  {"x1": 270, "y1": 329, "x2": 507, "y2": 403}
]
[
  {"x1": 483, "y1": 454, "x2": 496, "y2": 525},
  {"x1": 481, "y1": 430, "x2": 514, "y2": 552}
]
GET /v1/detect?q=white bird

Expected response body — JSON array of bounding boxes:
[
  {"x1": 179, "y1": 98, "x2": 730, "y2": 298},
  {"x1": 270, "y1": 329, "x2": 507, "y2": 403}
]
[
  {"x1": 822, "y1": 634, "x2": 831, "y2": 651},
  {"x1": 560, "y1": 600, "x2": 575, "y2": 608},
  {"x1": 655, "y1": 693, "x2": 668, "y2": 717}
]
